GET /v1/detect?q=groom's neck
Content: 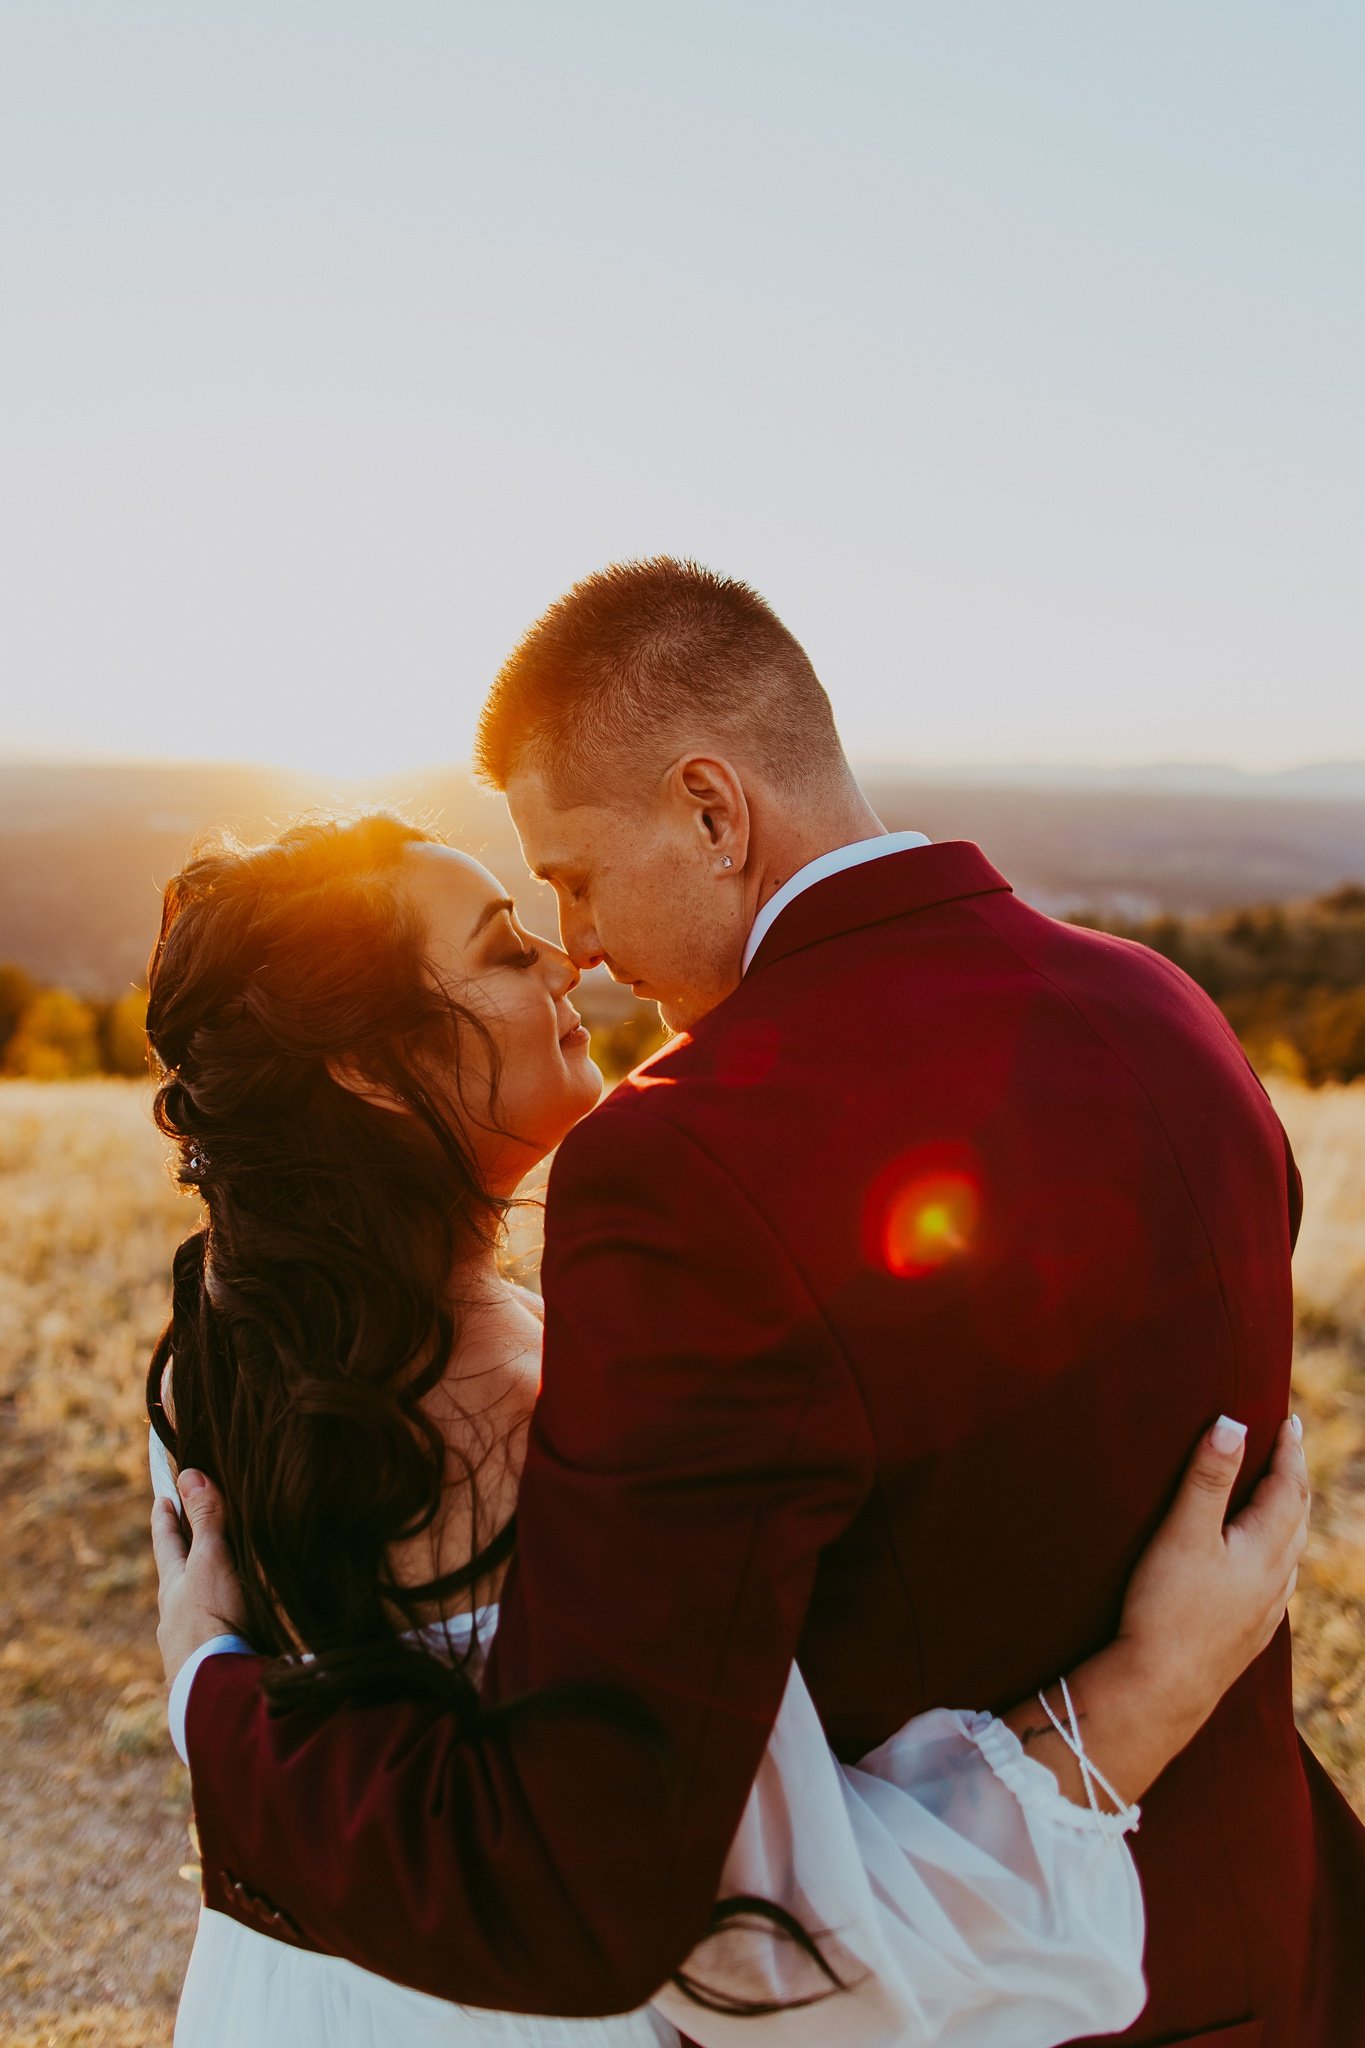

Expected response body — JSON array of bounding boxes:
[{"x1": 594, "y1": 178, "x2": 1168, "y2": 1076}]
[{"x1": 751, "y1": 776, "x2": 887, "y2": 912}]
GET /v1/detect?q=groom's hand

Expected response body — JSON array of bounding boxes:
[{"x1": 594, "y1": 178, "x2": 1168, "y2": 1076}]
[{"x1": 150, "y1": 1470, "x2": 250, "y2": 1685}]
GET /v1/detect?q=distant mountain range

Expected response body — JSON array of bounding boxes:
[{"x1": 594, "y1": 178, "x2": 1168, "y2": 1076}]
[
  {"x1": 1, "y1": 757, "x2": 1362, "y2": 996},
  {"x1": 857, "y1": 760, "x2": 1365, "y2": 802}
]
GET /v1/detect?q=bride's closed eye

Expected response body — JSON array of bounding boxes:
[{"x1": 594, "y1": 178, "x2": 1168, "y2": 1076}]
[
  {"x1": 501, "y1": 913, "x2": 541, "y2": 971},
  {"x1": 485, "y1": 903, "x2": 541, "y2": 970}
]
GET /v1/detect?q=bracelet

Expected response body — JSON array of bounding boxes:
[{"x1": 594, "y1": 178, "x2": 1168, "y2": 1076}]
[{"x1": 1035, "y1": 1675, "x2": 1142, "y2": 1835}]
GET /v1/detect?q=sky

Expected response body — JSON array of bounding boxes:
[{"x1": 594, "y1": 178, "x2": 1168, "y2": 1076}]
[{"x1": 1, "y1": 2, "x2": 1362, "y2": 780}]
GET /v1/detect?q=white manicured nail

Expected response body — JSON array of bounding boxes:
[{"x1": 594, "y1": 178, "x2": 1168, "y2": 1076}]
[
  {"x1": 1211, "y1": 1415, "x2": 1249, "y2": 1454},
  {"x1": 1290, "y1": 1413, "x2": 1304, "y2": 1442}
]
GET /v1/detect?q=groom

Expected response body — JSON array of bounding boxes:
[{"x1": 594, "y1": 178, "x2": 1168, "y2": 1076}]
[{"x1": 155, "y1": 560, "x2": 1364, "y2": 2046}]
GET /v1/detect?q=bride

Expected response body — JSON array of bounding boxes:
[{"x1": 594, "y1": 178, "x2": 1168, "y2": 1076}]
[{"x1": 145, "y1": 813, "x2": 1308, "y2": 2048}]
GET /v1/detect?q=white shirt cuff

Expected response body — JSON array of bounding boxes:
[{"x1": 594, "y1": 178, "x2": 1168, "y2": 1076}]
[{"x1": 168, "y1": 1634, "x2": 256, "y2": 1765}]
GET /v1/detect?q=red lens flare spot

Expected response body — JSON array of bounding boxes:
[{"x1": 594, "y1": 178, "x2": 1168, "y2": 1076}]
[{"x1": 867, "y1": 1155, "x2": 982, "y2": 1280}]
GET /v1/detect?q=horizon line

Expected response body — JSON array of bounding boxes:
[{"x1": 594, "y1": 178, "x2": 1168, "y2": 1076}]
[{"x1": 2, "y1": 745, "x2": 1364, "y2": 787}]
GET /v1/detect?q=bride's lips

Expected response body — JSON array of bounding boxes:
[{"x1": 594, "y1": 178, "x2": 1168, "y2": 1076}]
[{"x1": 558, "y1": 1013, "x2": 591, "y2": 1052}]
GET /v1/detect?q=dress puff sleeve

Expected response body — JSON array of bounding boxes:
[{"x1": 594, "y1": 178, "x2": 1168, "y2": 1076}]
[{"x1": 651, "y1": 1664, "x2": 1146, "y2": 2048}]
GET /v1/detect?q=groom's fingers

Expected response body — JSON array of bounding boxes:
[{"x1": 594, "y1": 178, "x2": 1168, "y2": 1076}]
[
  {"x1": 177, "y1": 1467, "x2": 226, "y2": 1537},
  {"x1": 150, "y1": 1495, "x2": 188, "y2": 1586},
  {"x1": 176, "y1": 1469, "x2": 250, "y2": 1634}
]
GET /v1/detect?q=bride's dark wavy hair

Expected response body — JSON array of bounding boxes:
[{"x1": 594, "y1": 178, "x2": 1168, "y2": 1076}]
[
  {"x1": 144, "y1": 810, "x2": 847, "y2": 2014},
  {"x1": 144, "y1": 812, "x2": 533, "y2": 1719}
]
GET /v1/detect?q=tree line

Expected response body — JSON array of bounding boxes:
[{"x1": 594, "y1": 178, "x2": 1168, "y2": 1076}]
[
  {"x1": 2, "y1": 881, "x2": 1363, "y2": 1087},
  {"x1": 1072, "y1": 884, "x2": 1365, "y2": 1086},
  {"x1": 0, "y1": 967, "x2": 148, "y2": 1080}
]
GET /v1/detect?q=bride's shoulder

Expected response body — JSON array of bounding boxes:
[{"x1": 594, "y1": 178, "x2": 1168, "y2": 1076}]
[{"x1": 508, "y1": 1282, "x2": 545, "y2": 1324}]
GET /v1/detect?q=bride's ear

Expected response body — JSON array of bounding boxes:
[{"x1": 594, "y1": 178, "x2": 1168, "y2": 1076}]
[
  {"x1": 325, "y1": 1055, "x2": 409, "y2": 1116},
  {"x1": 672, "y1": 755, "x2": 752, "y2": 875}
]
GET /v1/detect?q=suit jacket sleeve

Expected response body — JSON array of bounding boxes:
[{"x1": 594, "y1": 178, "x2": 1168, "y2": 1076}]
[
  {"x1": 1284, "y1": 1127, "x2": 1304, "y2": 1253},
  {"x1": 1147, "y1": 947, "x2": 1305, "y2": 1257},
  {"x1": 183, "y1": 1094, "x2": 875, "y2": 2015}
]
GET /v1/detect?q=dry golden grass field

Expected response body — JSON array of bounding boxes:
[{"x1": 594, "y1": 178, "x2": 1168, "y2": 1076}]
[{"x1": 0, "y1": 1078, "x2": 1362, "y2": 2046}]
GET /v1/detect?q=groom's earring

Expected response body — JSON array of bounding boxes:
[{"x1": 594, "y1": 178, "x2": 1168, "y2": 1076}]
[{"x1": 720, "y1": 855, "x2": 734, "y2": 869}]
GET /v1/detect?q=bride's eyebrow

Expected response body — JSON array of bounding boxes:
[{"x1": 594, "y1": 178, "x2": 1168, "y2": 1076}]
[{"x1": 467, "y1": 896, "x2": 516, "y2": 942}]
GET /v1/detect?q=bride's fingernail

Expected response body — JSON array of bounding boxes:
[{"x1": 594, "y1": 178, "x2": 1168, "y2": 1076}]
[
  {"x1": 1211, "y1": 1415, "x2": 1249, "y2": 1454},
  {"x1": 1290, "y1": 1413, "x2": 1304, "y2": 1442}
]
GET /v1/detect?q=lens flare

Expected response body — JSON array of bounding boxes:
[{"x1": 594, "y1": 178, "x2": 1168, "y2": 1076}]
[{"x1": 866, "y1": 1150, "x2": 982, "y2": 1279}]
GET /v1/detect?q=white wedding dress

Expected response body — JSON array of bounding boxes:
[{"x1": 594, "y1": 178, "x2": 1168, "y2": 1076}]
[{"x1": 159, "y1": 1434, "x2": 1147, "y2": 2048}]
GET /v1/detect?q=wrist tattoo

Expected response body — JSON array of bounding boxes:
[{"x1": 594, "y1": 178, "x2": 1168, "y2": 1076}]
[{"x1": 1020, "y1": 1695, "x2": 1088, "y2": 1749}]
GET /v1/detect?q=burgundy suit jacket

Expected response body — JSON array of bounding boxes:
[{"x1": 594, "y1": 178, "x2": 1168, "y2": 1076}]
[{"x1": 186, "y1": 843, "x2": 1365, "y2": 2046}]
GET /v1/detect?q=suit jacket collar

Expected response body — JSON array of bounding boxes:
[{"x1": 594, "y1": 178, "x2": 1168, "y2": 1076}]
[{"x1": 745, "y1": 841, "x2": 1012, "y2": 978}]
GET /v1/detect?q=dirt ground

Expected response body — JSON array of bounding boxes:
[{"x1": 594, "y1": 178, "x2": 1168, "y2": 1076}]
[
  {"x1": 0, "y1": 1086, "x2": 200, "y2": 2045},
  {"x1": 0, "y1": 1079, "x2": 1361, "y2": 2045}
]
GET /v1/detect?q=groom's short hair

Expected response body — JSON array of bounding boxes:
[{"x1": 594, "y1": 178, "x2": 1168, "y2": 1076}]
[{"x1": 474, "y1": 557, "x2": 844, "y2": 804}]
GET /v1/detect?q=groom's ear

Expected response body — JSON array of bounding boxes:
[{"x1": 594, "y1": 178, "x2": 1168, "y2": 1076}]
[{"x1": 671, "y1": 755, "x2": 751, "y2": 874}]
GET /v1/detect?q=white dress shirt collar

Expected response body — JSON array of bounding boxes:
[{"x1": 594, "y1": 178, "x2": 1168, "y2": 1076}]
[{"x1": 741, "y1": 830, "x2": 931, "y2": 976}]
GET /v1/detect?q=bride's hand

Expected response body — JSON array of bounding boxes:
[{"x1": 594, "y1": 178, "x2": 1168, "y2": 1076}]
[
  {"x1": 1114, "y1": 1413, "x2": 1310, "y2": 1739},
  {"x1": 1001, "y1": 1414, "x2": 1310, "y2": 1811}
]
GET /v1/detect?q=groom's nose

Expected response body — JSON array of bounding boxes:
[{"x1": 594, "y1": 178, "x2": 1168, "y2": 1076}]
[{"x1": 558, "y1": 905, "x2": 604, "y2": 972}]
